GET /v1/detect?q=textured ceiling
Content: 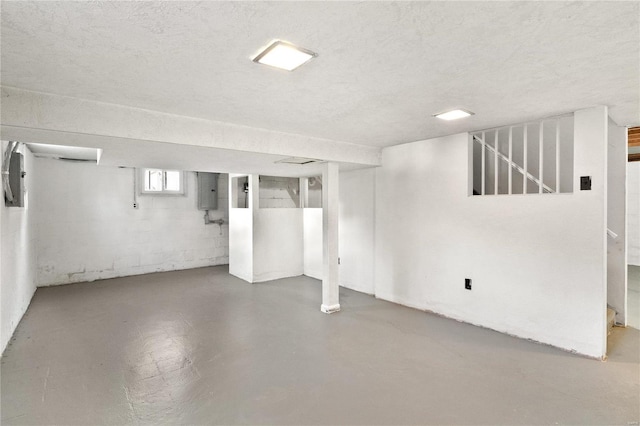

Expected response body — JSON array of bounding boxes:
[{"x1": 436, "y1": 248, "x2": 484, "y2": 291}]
[{"x1": 1, "y1": 1, "x2": 638, "y2": 148}]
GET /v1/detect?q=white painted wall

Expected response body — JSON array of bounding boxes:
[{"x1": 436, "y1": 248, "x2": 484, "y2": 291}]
[
  {"x1": 229, "y1": 174, "x2": 253, "y2": 282},
  {"x1": 339, "y1": 168, "x2": 375, "y2": 294},
  {"x1": 253, "y1": 209, "x2": 303, "y2": 282},
  {"x1": 229, "y1": 174, "x2": 304, "y2": 283},
  {"x1": 628, "y1": 162, "x2": 640, "y2": 266},
  {"x1": 374, "y1": 106, "x2": 608, "y2": 358},
  {"x1": 1, "y1": 143, "x2": 37, "y2": 354},
  {"x1": 607, "y1": 118, "x2": 627, "y2": 324},
  {"x1": 33, "y1": 158, "x2": 229, "y2": 286},
  {"x1": 229, "y1": 207, "x2": 253, "y2": 282},
  {"x1": 303, "y1": 209, "x2": 322, "y2": 280},
  {"x1": 252, "y1": 168, "x2": 377, "y2": 286}
]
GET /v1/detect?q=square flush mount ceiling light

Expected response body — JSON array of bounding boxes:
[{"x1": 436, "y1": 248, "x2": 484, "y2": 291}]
[
  {"x1": 253, "y1": 40, "x2": 317, "y2": 71},
  {"x1": 434, "y1": 109, "x2": 474, "y2": 120}
]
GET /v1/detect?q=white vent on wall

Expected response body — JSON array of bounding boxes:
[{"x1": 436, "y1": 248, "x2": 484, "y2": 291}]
[{"x1": 275, "y1": 157, "x2": 323, "y2": 165}]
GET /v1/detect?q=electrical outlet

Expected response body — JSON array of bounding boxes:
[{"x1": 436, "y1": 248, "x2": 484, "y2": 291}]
[
  {"x1": 465, "y1": 278, "x2": 472, "y2": 290},
  {"x1": 133, "y1": 202, "x2": 139, "y2": 209}
]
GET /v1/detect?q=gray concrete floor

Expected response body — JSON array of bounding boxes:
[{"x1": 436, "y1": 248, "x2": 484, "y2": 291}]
[
  {"x1": 2, "y1": 266, "x2": 639, "y2": 425},
  {"x1": 629, "y1": 265, "x2": 640, "y2": 329}
]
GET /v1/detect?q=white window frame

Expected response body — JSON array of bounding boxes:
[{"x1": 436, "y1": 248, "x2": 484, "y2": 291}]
[{"x1": 139, "y1": 169, "x2": 186, "y2": 196}]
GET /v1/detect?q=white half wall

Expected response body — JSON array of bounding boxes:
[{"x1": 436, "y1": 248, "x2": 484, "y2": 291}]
[
  {"x1": 230, "y1": 173, "x2": 306, "y2": 284},
  {"x1": 33, "y1": 159, "x2": 229, "y2": 286},
  {"x1": 229, "y1": 207, "x2": 253, "y2": 282},
  {"x1": 374, "y1": 106, "x2": 608, "y2": 358},
  {"x1": 339, "y1": 168, "x2": 375, "y2": 295},
  {"x1": 607, "y1": 118, "x2": 627, "y2": 324},
  {"x1": 229, "y1": 174, "x2": 253, "y2": 282},
  {"x1": 253, "y1": 209, "x2": 303, "y2": 283},
  {"x1": 303, "y1": 208, "x2": 322, "y2": 280},
  {"x1": 629, "y1": 162, "x2": 640, "y2": 266},
  {"x1": 1, "y1": 143, "x2": 36, "y2": 354}
]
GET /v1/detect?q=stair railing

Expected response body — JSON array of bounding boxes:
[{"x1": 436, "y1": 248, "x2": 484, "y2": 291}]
[{"x1": 473, "y1": 134, "x2": 554, "y2": 194}]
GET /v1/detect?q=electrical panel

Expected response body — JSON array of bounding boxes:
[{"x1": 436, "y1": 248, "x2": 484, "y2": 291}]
[
  {"x1": 5, "y1": 152, "x2": 25, "y2": 208},
  {"x1": 197, "y1": 172, "x2": 219, "y2": 210}
]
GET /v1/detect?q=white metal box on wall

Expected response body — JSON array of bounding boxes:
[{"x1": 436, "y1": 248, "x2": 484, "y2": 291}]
[{"x1": 197, "y1": 172, "x2": 219, "y2": 210}]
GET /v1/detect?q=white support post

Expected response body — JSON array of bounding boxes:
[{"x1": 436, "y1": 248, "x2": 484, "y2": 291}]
[
  {"x1": 539, "y1": 121, "x2": 544, "y2": 194},
  {"x1": 508, "y1": 127, "x2": 513, "y2": 195},
  {"x1": 555, "y1": 119, "x2": 561, "y2": 193},
  {"x1": 481, "y1": 132, "x2": 486, "y2": 195},
  {"x1": 494, "y1": 131, "x2": 499, "y2": 195},
  {"x1": 523, "y1": 125, "x2": 528, "y2": 194},
  {"x1": 321, "y1": 162, "x2": 340, "y2": 314}
]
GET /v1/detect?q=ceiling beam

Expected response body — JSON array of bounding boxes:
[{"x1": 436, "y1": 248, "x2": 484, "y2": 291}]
[{"x1": 0, "y1": 86, "x2": 381, "y2": 167}]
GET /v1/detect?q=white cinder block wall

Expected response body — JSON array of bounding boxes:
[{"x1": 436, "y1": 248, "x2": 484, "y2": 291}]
[
  {"x1": 1, "y1": 143, "x2": 37, "y2": 354},
  {"x1": 628, "y1": 162, "x2": 640, "y2": 266},
  {"x1": 259, "y1": 176, "x2": 300, "y2": 208},
  {"x1": 373, "y1": 107, "x2": 608, "y2": 358},
  {"x1": 33, "y1": 158, "x2": 229, "y2": 286}
]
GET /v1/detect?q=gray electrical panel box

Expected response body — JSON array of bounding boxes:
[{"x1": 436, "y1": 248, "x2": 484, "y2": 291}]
[
  {"x1": 5, "y1": 152, "x2": 25, "y2": 208},
  {"x1": 197, "y1": 172, "x2": 219, "y2": 210}
]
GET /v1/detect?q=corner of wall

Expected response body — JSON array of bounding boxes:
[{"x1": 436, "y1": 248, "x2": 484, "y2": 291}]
[
  {"x1": 1, "y1": 142, "x2": 38, "y2": 355},
  {"x1": 374, "y1": 113, "x2": 609, "y2": 358}
]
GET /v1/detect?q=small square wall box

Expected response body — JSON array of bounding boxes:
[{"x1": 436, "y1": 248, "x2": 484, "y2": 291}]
[{"x1": 580, "y1": 176, "x2": 592, "y2": 191}]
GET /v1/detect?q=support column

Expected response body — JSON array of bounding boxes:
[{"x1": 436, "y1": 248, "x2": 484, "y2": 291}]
[{"x1": 321, "y1": 162, "x2": 340, "y2": 313}]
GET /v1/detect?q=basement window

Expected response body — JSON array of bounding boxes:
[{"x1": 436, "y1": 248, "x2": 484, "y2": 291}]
[{"x1": 140, "y1": 169, "x2": 185, "y2": 195}]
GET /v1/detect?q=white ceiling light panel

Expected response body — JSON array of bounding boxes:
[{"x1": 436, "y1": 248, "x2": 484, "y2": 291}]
[
  {"x1": 434, "y1": 109, "x2": 475, "y2": 121},
  {"x1": 253, "y1": 40, "x2": 317, "y2": 71}
]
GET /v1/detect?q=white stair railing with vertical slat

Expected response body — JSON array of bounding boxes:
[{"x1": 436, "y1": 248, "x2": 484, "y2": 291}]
[{"x1": 473, "y1": 134, "x2": 554, "y2": 194}]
